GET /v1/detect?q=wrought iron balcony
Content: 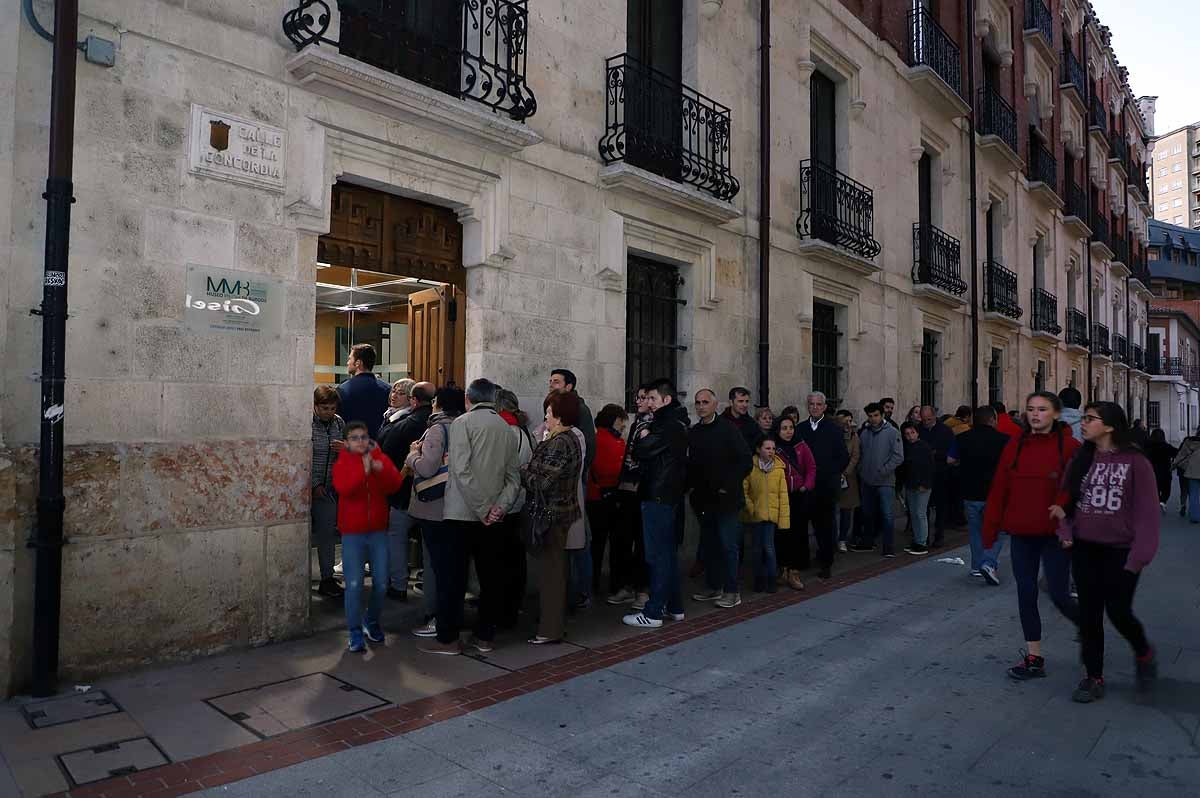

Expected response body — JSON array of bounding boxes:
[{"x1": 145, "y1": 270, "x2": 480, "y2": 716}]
[
  {"x1": 797, "y1": 160, "x2": 881, "y2": 259},
  {"x1": 1133, "y1": 343, "x2": 1145, "y2": 371},
  {"x1": 1091, "y1": 211, "x2": 1110, "y2": 248},
  {"x1": 1028, "y1": 128, "x2": 1056, "y2": 189},
  {"x1": 1148, "y1": 357, "x2": 1200, "y2": 384},
  {"x1": 1108, "y1": 133, "x2": 1130, "y2": 171},
  {"x1": 1067, "y1": 308, "x2": 1090, "y2": 347},
  {"x1": 1031, "y1": 287, "x2": 1061, "y2": 335},
  {"x1": 1060, "y1": 49, "x2": 1086, "y2": 98},
  {"x1": 1089, "y1": 95, "x2": 1107, "y2": 133},
  {"x1": 283, "y1": 0, "x2": 538, "y2": 120},
  {"x1": 912, "y1": 223, "x2": 967, "y2": 295},
  {"x1": 1091, "y1": 322, "x2": 1111, "y2": 356},
  {"x1": 1111, "y1": 234, "x2": 1128, "y2": 265},
  {"x1": 599, "y1": 54, "x2": 739, "y2": 202},
  {"x1": 977, "y1": 85, "x2": 1018, "y2": 155},
  {"x1": 1114, "y1": 333, "x2": 1129, "y2": 364},
  {"x1": 983, "y1": 261, "x2": 1022, "y2": 319},
  {"x1": 907, "y1": 7, "x2": 961, "y2": 95},
  {"x1": 1064, "y1": 180, "x2": 1087, "y2": 219},
  {"x1": 1024, "y1": 0, "x2": 1052, "y2": 45}
]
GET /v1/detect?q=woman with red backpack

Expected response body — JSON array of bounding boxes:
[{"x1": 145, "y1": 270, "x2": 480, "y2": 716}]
[
  {"x1": 983, "y1": 391, "x2": 1081, "y2": 681},
  {"x1": 773, "y1": 417, "x2": 816, "y2": 590}
]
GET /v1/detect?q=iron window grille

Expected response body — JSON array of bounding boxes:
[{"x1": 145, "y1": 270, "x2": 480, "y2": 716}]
[
  {"x1": 1028, "y1": 127, "x2": 1057, "y2": 189},
  {"x1": 282, "y1": 0, "x2": 538, "y2": 120},
  {"x1": 988, "y1": 348, "x2": 1003, "y2": 406},
  {"x1": 1067, "y1": 308, "x2": 1090, "y2": 347},
  {"x1": 983, "y1": 261, "x2": 1022, "y2": 319},
  {"x1": 812, "y1": 302, "x2": 842, "y2": 408},
  {"x1": 920, "y1": 330, "x2": 939, "y2": 409},
  {"x1": 977, "y1": 85, "x2": 1018, "y2": 155},
  {"x1": 906, "y1": 7, "x2": 962, "y2": 95},
  {"x1": 599, "y1": 54, "x2": 740, "y2": 202},
  {"x1": 797, "y1": 159, "x2": 882, "y2": 259},
  {"x1": 912, "y1": 223, "x2": 967, "y2": 295},
  {"x1": 1031, "y1": 287, "x2": 1061, "y2": 335},
  {"x1": 1148, "y1": 401, "x2": 1160, "y2": 429},
  {"x1": 1035, "y1": 360, "x2": 1047, "y2": 394},
  {"x1": 625, "y1": 256, "x2": 685, "y2": 411},
  {"x1": 1091, "y1": 322, "x2": 1111, "y2": 356}
]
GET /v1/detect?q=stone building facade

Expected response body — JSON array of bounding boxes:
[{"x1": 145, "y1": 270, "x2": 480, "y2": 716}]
[{"x1": 0, "y1": 0, "x2": 1157, "y2": 690}]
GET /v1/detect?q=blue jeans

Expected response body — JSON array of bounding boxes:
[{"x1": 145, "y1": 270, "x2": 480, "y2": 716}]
[
  {"x1": 906, "y1": 488, "x2": 931, "y2": 546},
  {"x1": 749, "y1": 522, "x2": 777, "y2": 588},
  {"x1": 699, "y1": 509, "x2": 741, "y2": 594},
  {"x1": 386, "y1": 508, "x2": 411, "y2": 592},
  {"x1": 641, "y1": 501, "x2": 683, "y2": 620},
  {"x1": 1189, "y1": 479, "x2": 1200, "y2": 523},
  {"x1": 1009, "y1": 535, "x2": 1079, "y2": 642},
  {"x1": 965, "y1": 500, "x2": 1004, "y2": 571},
  {"x1": 341, "y1": 531, "x2": 389, "y2": 640},
  {"x1": 859, "y1": 484, "x2": 895, "y2": 552},
  {"x1": 570, "y1": 546, "x2": 593, "y2": 606}
]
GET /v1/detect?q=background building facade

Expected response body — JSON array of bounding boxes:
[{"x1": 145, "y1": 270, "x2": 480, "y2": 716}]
[
  {"x1": 1145, "y1": 113, "x2": 1200, "y2": 231},
  {"x1": 0, "y1": 0, "x2": 1158, "y2": 691}
]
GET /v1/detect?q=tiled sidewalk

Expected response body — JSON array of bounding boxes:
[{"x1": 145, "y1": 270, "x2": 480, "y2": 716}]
[{"x1": 2, "y1": 529, "x2": 966, "y2": 798}]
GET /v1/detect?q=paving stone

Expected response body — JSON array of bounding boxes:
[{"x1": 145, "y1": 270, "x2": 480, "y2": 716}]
[{"x1": 58, "y1": 736, "x2": 169, "y2": 785}]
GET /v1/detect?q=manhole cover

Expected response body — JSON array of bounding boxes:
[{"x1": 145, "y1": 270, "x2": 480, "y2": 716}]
[
  {"x1": 204, "y1": 673, "x2": 388, "y2": 738},
  {"x1": 57, "y1": 737, "x2": 169, "y2": 786},
  {"x1": 21, "y1": 690, "x2": 122, "y2": 729}
]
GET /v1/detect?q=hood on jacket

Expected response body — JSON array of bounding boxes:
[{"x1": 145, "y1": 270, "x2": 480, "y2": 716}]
[{"x1": 655, "y1": 401, "x2": 690, "y2": 427}]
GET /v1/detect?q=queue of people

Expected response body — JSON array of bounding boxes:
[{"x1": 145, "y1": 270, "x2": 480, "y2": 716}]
[{"x1": 312, "y1": 345, "x2": 1163, "y2": 701}]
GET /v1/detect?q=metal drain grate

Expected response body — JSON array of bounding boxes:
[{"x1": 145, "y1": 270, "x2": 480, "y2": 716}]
[
  {"x1": 204, "y1": 672, "x2": 389, "y2": 739},
  {"x1": 57, "y1": 737, "x2": 170, "y2": 786},
  {"x1": 21, "y1": 690, "x2": 122, "y2": 729}
]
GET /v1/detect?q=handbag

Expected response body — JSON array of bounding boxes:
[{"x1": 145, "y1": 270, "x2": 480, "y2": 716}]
[
  {"x1": 519, "y1": 489, "x2": 555, "y2": 548},
  {"x1": 413, "y1": 424, "x2": 450, "y2": 502}
]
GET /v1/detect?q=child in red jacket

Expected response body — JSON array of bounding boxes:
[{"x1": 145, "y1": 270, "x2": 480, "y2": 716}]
[
  {"x1": 332, "y1": 421, "x2": 404, "y2": 652},
  {"x1": 982, "y1": 391, "x2": 1081, "y2": 681}
]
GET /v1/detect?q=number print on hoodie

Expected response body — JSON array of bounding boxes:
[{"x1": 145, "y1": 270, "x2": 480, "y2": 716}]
[{"x1": 1084, "y1": 461, "x2": 1131, "y2": 515}]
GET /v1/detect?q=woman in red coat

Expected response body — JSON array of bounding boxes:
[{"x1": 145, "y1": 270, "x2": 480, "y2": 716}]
[
  {"x1": 587, "y1": 404, "x2": 630, "y2": 602},
  {"x1": 332, "y1": 421, "x2": 404, "y2": 652},
  {"x1": 982, "y1": 391, "x2": 1081, "y2": 681}
]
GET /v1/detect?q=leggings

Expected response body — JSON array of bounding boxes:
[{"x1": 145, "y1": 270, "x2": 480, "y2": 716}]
[
  {"x1": 1072, "y1": 540, "x2": 1151, "y2": 678},
  {"x1": 1010, "y1": 534, "x2": 1079, "y2": 642}
]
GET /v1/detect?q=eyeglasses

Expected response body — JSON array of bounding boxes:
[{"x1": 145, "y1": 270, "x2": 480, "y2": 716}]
[
  {"x1": 346, "y1": 434, "x2": 369, "y2": 441},
  {"x1": 1081, "y1": 414, "x2": 1103, "y2": 423}
]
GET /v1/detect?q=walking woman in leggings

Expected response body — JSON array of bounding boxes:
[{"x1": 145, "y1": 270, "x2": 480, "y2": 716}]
[
  {"x1": 1056, "y1": 402, "x2": 1159, "y2": 702},
  {"x1": 982, "y1": 391, "x2": 1081, "y2": 680}
]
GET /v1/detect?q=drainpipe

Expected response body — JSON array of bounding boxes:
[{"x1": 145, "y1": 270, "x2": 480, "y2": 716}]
[
  {"x1": 31, "y1": 0, "x2": 78, "y2": 698},
  {"x1": 1125, "y1": 273, "x2": 1131, "y2": 411},
  {"x1": 965, "y1": 0, "x2": 980, "y2": 407},
  {"x1": 757, "y1": 0, "x2": 770, "y2": 406},
  {"x1": 1082, "y1": 21, "x2": 1094, "y2": 402}
]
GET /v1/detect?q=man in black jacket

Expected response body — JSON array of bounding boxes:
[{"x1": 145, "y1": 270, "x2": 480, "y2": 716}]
[
  {"x1": 798, "y1": 392, "x2": 850, "y2": 579},
  {"x1": 623, "y1": 378, "x2": 689, "y2": 629},
  {"x1": 948, "y1": 406, "x2": 1010, "y2": 584},
  {"x1": 918, "y1": 405, "x2": 956, "y2": 547},
  {"x1": 379, "y1": 381, "x2": 434, "y2": 600},
  {"x1": 687, "y1": 388, "x2": 752, "y2": 608}
]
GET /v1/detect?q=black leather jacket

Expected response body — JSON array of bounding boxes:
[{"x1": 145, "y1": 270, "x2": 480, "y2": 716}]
[{"x1": 632, "y1": 402, "x2": 690, "y2": 503}]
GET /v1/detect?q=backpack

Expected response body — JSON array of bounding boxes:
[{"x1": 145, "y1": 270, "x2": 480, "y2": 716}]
[{"x1": 413, "y1": 424, "x2": 450, "y2": 502}]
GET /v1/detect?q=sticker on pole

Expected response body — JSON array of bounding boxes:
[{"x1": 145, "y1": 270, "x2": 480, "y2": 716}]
[
  {"x1": 45, "y1": 271, "x2": 66, "y2": 287},
  {"x1": 44, "y1": 404, "x2": 64, "y2": 424}
]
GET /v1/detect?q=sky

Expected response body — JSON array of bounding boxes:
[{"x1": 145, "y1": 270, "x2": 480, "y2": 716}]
[{"x1": 1089, "y1": 0, "x2": 1198, "y2": 136}]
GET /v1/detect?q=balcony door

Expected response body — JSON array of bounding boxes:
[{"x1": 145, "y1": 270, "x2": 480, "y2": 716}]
[
  {"x1": 339, "y1": 0, "x2": 462, "y2": 97},
  {"x1": 625, "y1": 0, "x2": 682, "y2": 180},
  {"x1": 917, "y1": 152, "x2": 933, "y2": 278},
  {"x1": 810, "y1": 71, "x2": 838, "y2": 242}
]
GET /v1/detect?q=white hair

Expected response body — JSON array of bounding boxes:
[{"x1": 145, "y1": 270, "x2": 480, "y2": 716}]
[{"x1": 806, "y1": 392, "x2": 827, "y2": 404}]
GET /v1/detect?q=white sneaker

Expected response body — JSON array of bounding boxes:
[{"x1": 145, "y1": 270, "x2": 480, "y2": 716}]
[
  {"x1": 981, "y1": 564, "x2": 1000, "y2": 586},
  {"x1": 631, "y1": 592, "x2": 649, "y2": 611},
  {"x1": 715, "y1": 593, "x2": 742, "y2": 609},
  {"x1": 333, "y1": 561, "x2": 344, "y2": 576},
  {"x1": 837, "y1": 541, "x2": 848, "y2": 553},
  {"x1": 622, "y1": 612, "x2": 663, "y2": 628},
  {"x1": 666, "y1": 612, "x2": 685, "y2": 621},
  {"x1": 606, "y1": 588, "x2": 636, "y2": 605},
  {"x1": 411, "y1": 620, "x2": 437, "y2": 638},
  {"x1": 692, "y1": 588, "x2": 722, "y2": 602}
]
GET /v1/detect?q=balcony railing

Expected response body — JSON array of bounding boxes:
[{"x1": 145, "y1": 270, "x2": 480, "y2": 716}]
[
  {"x1": 1133, "y1": 343, "x2": 1145, "y2": 371},
  {"x1": 1111, "y1": 234, "x2": 1128, "y2": 265},
  {"x1": 907, "y1": 7, "x2": 962, "y2": 95},
  {"x1": 1091, "y1": 323, "x2": 1111, "y2": 356},
  {"x1": 1028, "y1": 128, "x2": 1056, "y2": 188},
  {"x1": 599, "y1": 54, "x2": 739, "y2": 201},
  {"x1": 1031, "y1": 287, "x2": 1061, "y2": 335},
  {"x1": 1114, "y1": 333, "x2": 1129, "y2": 363},
  {"x1": 912, "y1": 223, "x2": 967, "y2": 295},
  {"x1": 1091, "y1": 211, "x2": 1110, "y2": 248},
  {"x1": 797, "y1": 160, "x2": 881, "y2": 259},
  {"x1": 983, "y1": 261, "x2": 1022, "y2": 319},
  {"x1": 1024, "y1": 0, "x2": 1053, "y2": 44},
  {"x1": 1060, "y1": 49, "x2": 1086, "y2": 97},
  {"x1": 1067, "y1": 308, "x2": 1090, "y2": 347},
  {"x1": 1108, "y1": 133, "x2": 1130, "y2": 170},
  {"x1": 283, "y1": 0, "x2": 538, "y2": 120},
  {"x1": 978, "y1": 85, "x2": 1018, "y2": 155},
  {"x1": 1064, "y1": 180, "x2": 1087, "y2": 219},
  {"x1": 1089, "y1": 95, "x2": 1107, "y2": 132}
]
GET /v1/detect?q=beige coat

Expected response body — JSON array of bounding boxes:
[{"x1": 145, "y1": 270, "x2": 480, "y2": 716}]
[
  {"x1": 839, "y1": 430, "x2": 861, "y2": 510},
  {"x1": 443, "y1": 403, "x2": 522, "y2": 523}
]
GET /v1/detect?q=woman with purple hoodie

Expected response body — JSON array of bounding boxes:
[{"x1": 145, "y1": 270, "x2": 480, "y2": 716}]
[{"x1": 1057, "y1": 401, "x2": 1160, "y2": 703}]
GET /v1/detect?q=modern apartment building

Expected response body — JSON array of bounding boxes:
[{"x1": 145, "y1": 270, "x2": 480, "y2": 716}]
[
  {"x1": 1144, "y1": 112, "x2": 1200, "y2": 230},
  {"x1": 0, "y1": 0, "x2": 1158, "y2": 689}
]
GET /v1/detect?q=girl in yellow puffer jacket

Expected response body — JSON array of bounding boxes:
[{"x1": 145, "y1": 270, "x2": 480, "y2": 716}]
[{"x1": 742, "y1": 438, "x2": 791, "y2": 593}]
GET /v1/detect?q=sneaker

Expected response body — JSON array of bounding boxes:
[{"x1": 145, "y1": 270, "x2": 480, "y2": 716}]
[
  {"x1": 362, "y1": 623, "x2": 385, "y2": 644},
  {"x1": 465, "y1": 636, "x2": 494, "y2": 654},
  {"x1": 786, "y1": 572, "x2": 805, "y2": 591},
  {"x1": 692, "y1": 588, "x2": 723, "y2": 602},
  {"x1": 571, "y1": 597, "x2": 592, "y2": 612},
  {"x1": 333, "y1": 561, "x2": 344, "y2": 576},
  {"x1": 606, "y1": 588, "x2": 636, "y2": 605},
  {"x1": 715, "y1": 593, "x2": 742, "y2": 609},
  {"x1": 1160, "y1": 502, "x2": 1167, "y2": 513},
  {"x1": 969, "y1": 570, "x2": 983, "y2": 578},
  {"x1": 1007, "y1": 650, "x2": 1046, "y2": 681},
  {"x1": 386, "y1": 587, "x2": 408, "y2": 602},
  {"x1": 631, "y1": 592, "x2": 650, "y2": 611},
  {"x1": 882, "y1": 550, "x2": 897, "y2": 559},
  {"x1": 419, "y1": 639, "x2": 462, "y2": 656},
  {"x1": 316, "y1": 578, "x2": 344, "y2": 598},
  {"x1": 1072, "y1": 677, "x2": 1105, "y2": 703},
  {"x1": 930, "y1": 536, "x2": 944, "y2": 548},
  {"x1": 527, "y1": 636, "x2": 561, "y2": 645},
  {"x1": 622, "y1": 612, "x2": 663, "y2": 628},
  {"x1": 348, "y1": 633, "x2": 367, "y2": 653},
  {"x1": 848, "y1": 542, "x2": 876, "y2": 553},
  {"x1": 981, "y1": 564, "x2": 1000, "y2": 586},
  {"x1": 1136, "y1": 649, "x2": 1158, "y2": 692},
  {"x1": 411, "y1": 620, "x2": 438, "y2": 638},
  {"x1": 666, "y1": 611, "x2": 686, "y2": 621},
  {"x1": 904, "y1": 543, "x2": 929, "y2": 556},
  {"x1": 837, "y1": 541, "x2": 848, "y2": 553}
]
